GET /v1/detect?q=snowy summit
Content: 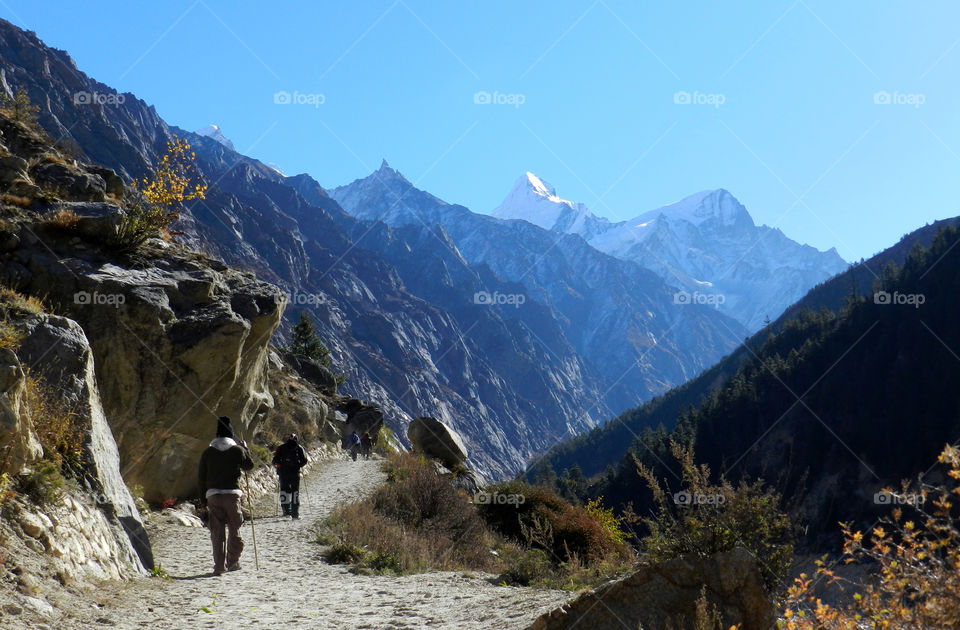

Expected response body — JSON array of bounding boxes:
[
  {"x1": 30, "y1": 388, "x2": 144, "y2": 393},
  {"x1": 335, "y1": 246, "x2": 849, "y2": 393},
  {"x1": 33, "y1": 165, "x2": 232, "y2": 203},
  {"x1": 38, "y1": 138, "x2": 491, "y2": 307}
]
[{"x1": 194, "y1": 124, "x2": 236, "y2": 151}]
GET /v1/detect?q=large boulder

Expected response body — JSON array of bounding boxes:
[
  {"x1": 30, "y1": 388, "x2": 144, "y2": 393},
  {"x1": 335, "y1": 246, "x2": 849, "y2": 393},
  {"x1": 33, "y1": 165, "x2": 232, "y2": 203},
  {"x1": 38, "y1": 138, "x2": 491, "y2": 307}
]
[
  {"x1": 2, "y1": 233, "x2": 285, "y2": 502},
  {"x1": 527, "y1": 547, "x2": 776, "y2": 630},
  {"x1": 407, "y1": 416, "x2": 467, "y2": 469},
  {"x1": 17, "y1": 314, "x2": 153, "y2": 571},
  {"x1": 284, "y1": 352, "x2": 337, "y2": 395},
  {"x1": 29, "y1": 159, "x2": 106, "y2": 201},
  {"x1": 338, "y1": 398, "x2": 383, "y2": 437},
  {"x1": 0, "y1": 347, "x2": 41, "y2": 475}
]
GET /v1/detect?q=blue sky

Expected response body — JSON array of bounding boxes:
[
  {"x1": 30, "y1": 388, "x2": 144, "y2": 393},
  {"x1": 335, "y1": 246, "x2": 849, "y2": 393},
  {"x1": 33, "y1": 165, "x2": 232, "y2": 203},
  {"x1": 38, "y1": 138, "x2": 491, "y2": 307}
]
[{"x1": 4, "y1": 1, "x2": 959, "y2": 261}]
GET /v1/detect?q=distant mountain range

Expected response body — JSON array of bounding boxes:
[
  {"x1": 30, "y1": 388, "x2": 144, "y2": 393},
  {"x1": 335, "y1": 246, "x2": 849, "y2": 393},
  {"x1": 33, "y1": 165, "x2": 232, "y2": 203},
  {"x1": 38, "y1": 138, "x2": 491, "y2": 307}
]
[
  {"x1": 330, "y1": 162, "x2": 747, "y2": 415},
  {"x1": 493, "y1": 174, "x2": 848, "y2": 331},
  {"x1": 0, "y1": 19, "x2": 750, "y2": 480},
  {"x1": 0, "y1": 17, "x2": 852, "y2": 481}
]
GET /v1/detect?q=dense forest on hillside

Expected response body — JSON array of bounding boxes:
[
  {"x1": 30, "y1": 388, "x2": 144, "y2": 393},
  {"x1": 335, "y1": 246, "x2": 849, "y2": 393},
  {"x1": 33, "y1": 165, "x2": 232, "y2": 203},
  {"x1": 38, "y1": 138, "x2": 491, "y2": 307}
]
[
  {"x1": 537, "y1": 224, "x2": 960, "y2": 549},
  {"x1": 527, "y1": 218, "x2": 958, "y2": 484}
]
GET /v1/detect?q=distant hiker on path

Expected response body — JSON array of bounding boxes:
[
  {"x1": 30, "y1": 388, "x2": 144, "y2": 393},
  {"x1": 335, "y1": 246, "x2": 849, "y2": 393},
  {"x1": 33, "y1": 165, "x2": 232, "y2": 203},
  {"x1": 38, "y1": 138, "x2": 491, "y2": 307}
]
[
  {"x1": 348, "y1": 430, "x2": 361, "y2": 461},
  {"x1": 198, "y1": 416, "x2": 254, "y2": 575},
  {"x1": 360, "y1": 432, "x2": 373, "y2": 459},
  {"x1": 272, "y1": 433, "x2": 308, "y2": 519}
]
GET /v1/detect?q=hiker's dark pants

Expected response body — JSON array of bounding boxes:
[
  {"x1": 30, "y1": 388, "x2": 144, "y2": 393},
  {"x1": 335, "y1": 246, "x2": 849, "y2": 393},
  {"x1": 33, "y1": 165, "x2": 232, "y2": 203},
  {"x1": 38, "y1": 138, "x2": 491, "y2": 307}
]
[
  {"x1": 207, "y1": 493, "x2": 244, "y2": 571},
  {"x1": 278, "y1": 470, "x2": 301, "y2": 517}
]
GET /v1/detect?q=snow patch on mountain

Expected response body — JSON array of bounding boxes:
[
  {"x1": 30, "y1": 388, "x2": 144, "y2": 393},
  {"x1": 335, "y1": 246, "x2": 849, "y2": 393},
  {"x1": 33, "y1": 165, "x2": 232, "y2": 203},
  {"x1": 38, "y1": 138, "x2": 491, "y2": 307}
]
[{"x1": 194, "y1": 124, "x2": 235, "y2": 151}]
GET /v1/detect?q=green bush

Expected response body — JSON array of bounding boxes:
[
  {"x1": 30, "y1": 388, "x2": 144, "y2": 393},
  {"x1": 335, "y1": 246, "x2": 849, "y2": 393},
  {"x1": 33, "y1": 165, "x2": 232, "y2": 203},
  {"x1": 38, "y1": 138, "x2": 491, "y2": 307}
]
[
  {"x1": 496, "y1": 547, "x2": 553, "y2": 586},
  {"x1": 477, "y1": 480, "x2": 630, "y2": 564},
  {"x1": 18, "y1": 460, "x2": 64, "y2": 506},
  {"x1": 323, "y1": 540, "x2": 366, "y2": 565},
  {"x1": 636, "y1": 441, "x2": 796, "y2": 591}
]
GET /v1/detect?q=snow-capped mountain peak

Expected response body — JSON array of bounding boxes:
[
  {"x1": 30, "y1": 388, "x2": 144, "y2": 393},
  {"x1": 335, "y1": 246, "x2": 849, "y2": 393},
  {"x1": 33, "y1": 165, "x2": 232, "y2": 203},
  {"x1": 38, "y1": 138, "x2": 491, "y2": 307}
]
[
  {"x1": 492, "y1": 172, "x2": 607, "y2": 237},
  {"x1": 638, "y1": 189, "x2": 754, "y2": 230},
  {"x1": 493, "y1": 174, "x2": 847, "y2": 330},
  {"x1": 194, "y1": 124, "x2": 235, "y2": 151}
]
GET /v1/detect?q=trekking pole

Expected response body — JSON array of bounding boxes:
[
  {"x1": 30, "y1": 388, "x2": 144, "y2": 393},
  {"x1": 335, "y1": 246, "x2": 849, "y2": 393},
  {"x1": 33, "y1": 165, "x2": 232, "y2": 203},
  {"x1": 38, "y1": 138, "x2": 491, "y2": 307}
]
[
  {"x1": 243, "y1": 469, "x2": 260, "y2": 571},
  {"x1": 238, "y1": 433, "x2": 260, "y2": 570}
]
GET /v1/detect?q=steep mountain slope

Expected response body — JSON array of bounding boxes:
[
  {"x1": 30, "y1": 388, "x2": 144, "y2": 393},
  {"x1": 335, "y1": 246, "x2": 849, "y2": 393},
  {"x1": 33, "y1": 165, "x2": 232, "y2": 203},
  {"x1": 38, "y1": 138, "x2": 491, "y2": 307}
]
[
  {"x1": 529, "y1": 217, "x2": 959, "y2": 482},
  {"x1": 493, "y1": 174, "x2": 848, "y2": 330},
  {"x1": 0, "y1": 19, "x2": 687, "y2": 479},
  {"x1": 329, "y1": 163, "x2": 749, "y2": 415},
  {"x1": 194, "y1": 124, "x2": 235, "y2": 151},
  {"x1": 533, "y1": 220, "x2": 960, "y2": 546}
]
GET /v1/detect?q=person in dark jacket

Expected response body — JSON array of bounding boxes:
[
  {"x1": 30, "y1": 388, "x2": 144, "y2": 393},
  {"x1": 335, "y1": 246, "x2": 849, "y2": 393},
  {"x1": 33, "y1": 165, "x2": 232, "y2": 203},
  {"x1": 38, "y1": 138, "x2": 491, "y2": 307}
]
[
  {"x1": 272, "y1": 433, "x2": 308, "y2": 519},
  {"x1": 360, "y1": 432, "x2": 373, "y2": 459},
  {"x1": 198, "y1": 416, "x2": 254, "y2": 575}
]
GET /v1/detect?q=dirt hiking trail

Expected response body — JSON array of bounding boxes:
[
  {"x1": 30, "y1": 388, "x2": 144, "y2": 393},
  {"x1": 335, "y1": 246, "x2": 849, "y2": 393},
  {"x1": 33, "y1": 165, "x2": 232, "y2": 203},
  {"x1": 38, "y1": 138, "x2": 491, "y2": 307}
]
[{"x1": 60, "y1": 457, "x2": 573, "y2": 629}]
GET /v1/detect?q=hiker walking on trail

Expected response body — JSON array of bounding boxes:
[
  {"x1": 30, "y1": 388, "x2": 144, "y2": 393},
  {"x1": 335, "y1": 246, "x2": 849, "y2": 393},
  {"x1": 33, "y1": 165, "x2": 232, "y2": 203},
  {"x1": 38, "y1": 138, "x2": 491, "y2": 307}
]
[
  {"x1": 198, "y1": 416, "x2": 254, "y2": 576},
  {"x1": 347, "y1": 430, "x2": 361, "y2": 461},
  {"x1": 360, "y1": 432, "x2": 373, "y2": 459},
  {"x1": 272, "y1": 433, "x2": 308, "y2": 519}
]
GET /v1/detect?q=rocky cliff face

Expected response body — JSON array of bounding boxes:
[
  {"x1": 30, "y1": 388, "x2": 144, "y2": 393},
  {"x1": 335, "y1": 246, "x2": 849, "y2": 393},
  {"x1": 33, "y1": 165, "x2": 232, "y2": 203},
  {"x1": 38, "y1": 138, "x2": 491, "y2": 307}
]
[
  {"x1": 0, "y1": 307, "x2": 153, "y2": 583},
  {"x1": 330, "y1": 163, "x2": 749, "y2": 413},
  {"x1": 4, "y1": 223, "x2": 284, "y2": 502}
]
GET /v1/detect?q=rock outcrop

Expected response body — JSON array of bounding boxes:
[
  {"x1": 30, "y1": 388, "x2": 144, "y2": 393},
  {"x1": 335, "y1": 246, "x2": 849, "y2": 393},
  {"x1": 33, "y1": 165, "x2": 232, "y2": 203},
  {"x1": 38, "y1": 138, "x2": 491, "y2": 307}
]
[
  {"x1": 16, "y1": 314, "x2": 152, "y2": 569},
  {"x1": 0, "y1": 216, "x2": 285, "y2": 502},
  {"x1": 527, "y1": 548, "x2": 776, "y2": 630},
  {"x1": 0, "y1": 348, "x2": 41, "y2": 475},
  {"x1": 408, "y1": 416, "x2": 468, "y2": 469}
]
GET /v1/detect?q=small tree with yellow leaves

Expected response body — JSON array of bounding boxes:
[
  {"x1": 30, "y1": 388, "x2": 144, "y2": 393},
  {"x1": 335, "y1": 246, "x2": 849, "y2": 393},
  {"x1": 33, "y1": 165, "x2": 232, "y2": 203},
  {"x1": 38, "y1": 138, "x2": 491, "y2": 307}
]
[
  {"x1": 115, "y1": 135, "x2": 206, "y2": 251},
  {"x1": 781, "y1": 444, "x2": 960, "y2": 628}
]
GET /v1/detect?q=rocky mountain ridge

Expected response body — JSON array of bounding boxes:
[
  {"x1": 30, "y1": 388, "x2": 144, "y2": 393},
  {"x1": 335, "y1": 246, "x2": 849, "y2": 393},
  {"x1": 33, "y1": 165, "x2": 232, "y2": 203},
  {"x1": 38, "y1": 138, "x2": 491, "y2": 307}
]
[
  {"x1": 0, "y1": 18, "x2": 750, "y2": 479},
  {"x1": 492, "y1": 174, "x2": 848, "y2": 330}
]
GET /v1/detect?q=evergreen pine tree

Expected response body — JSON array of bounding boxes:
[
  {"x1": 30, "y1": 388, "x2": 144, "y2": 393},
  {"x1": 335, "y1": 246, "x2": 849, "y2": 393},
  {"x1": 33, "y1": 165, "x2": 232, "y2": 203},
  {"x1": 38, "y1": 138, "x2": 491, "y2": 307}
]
[{"x1": 288, "y1": 311, "x2": 331, "y2": 367}]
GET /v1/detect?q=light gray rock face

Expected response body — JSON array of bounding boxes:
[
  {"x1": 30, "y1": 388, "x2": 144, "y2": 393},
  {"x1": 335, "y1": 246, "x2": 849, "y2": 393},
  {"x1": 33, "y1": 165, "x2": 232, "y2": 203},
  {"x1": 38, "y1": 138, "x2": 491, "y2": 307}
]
[
  {"x1": 0, "y1": 347, "x2": 41, "y2": 475},
  {"x1": 408, "y1": 416, "x2": 468, "y2": 468},
  {"x1": 5, "y1": 492, "x2": 143, "y2": 582},
  {"x1": 527, "y1": 547, "x2": 776, "y2": 630},
  {"x1": 16, "y1": 314, "x2": 152, "y2": 570},
  {"x1": 2, "y1": 230, "x2": 285, "y2": 503}
]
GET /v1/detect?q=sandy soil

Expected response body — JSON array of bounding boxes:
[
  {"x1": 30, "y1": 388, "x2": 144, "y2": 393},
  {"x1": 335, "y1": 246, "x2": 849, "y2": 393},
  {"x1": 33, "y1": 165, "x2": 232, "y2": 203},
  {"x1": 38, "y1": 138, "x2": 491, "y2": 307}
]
[{"x1": 52, "y1": 456, "x2": 573, "y2": 630}]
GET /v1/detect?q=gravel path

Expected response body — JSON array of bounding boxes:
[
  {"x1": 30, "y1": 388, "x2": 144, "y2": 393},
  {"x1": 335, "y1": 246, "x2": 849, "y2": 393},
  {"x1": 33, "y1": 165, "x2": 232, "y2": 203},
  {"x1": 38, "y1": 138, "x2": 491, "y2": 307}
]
[{"x1": 58, "y1": 457, "x2": 573, "y2": 629}]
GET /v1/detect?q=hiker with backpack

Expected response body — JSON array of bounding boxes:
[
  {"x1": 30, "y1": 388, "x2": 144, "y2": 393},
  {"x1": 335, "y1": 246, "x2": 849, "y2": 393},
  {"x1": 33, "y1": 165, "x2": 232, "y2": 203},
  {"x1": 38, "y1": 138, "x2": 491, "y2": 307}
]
[
  {"x1": 272, "y1": 433, "x2": 308, "y2": 519},
  {"x1": 360, "y1": 432, "x2": 372, "y2": 459},
  {"x1": 347, "y1": 430, "x2": 361, "y2": 461},
  {"x1": 198, "y1": 416, "x2": 254, "y2": 575}
]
